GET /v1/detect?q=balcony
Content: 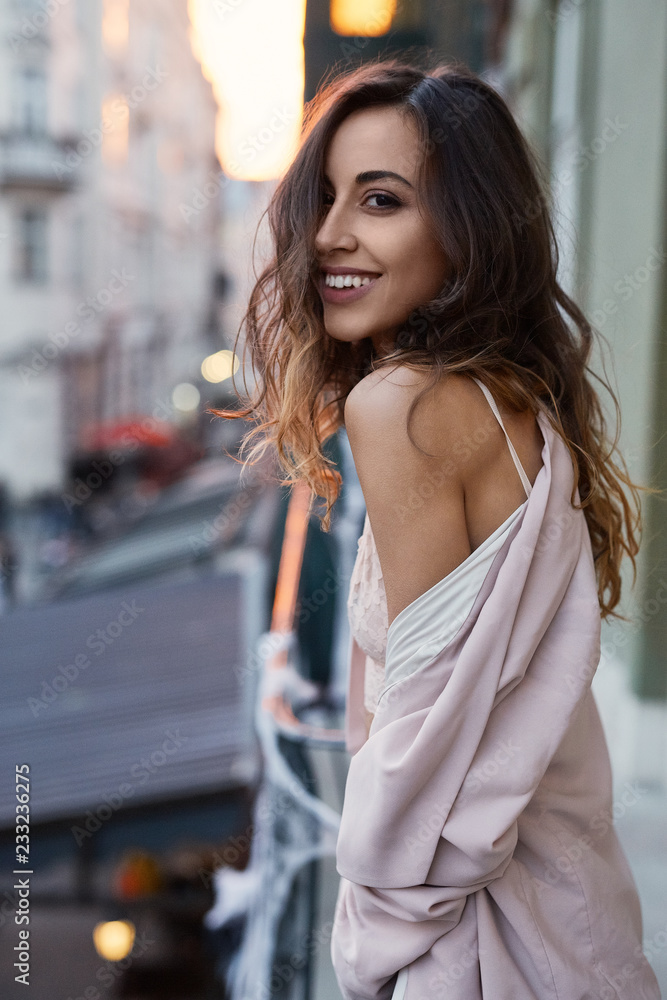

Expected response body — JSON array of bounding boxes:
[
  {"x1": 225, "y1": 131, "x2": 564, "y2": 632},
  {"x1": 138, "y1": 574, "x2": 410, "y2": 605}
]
[{"x1": 0, "y1": 130, "x2": 79, "y2": 191}]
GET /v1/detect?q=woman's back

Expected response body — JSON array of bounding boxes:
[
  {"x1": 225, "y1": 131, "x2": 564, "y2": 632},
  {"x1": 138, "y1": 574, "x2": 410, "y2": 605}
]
[
  {"x1": 344, "y1": 368, "x2": 546, "y2": 636},
  {"x1": 347, "y1": 373, "x2": 546, "y2": 728}
]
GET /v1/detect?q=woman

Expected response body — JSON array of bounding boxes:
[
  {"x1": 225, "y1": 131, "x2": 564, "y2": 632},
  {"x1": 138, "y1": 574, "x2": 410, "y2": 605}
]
[{"x1": 213, "y1": 61, "x2": 661, "y2": 999}]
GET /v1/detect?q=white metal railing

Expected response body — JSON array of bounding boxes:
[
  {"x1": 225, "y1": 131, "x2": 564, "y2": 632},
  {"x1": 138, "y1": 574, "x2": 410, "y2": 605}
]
[{"x1": 205, "y1": 481, "x2": 348, "y2": 1000}]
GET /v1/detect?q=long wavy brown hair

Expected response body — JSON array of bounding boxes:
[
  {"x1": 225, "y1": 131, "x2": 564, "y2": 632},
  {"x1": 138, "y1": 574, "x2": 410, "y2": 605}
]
[{"x1": 211, "y1": 58, "x2": 659, "y2": 622}]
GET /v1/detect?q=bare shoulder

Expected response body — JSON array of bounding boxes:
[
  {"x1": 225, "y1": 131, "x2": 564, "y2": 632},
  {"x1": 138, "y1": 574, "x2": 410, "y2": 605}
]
[
  {"x1": 344, "y1": 364, "x2": 478, "y2": 629},
  {"x1": 344, "y1": 364, "x2": 490, "y2": 467},
  {"x1": 345, "y1": 362, "x2": 471, "y2": 430},
  {"x1": 344, "y1": 365, "x2": 544, "y2": 627}
]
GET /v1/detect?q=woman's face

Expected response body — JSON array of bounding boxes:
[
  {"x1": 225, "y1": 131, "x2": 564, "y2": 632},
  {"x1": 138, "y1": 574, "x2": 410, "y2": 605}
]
[{"x1": 314, "y1": 105, "x2": 449, "y2": 355}]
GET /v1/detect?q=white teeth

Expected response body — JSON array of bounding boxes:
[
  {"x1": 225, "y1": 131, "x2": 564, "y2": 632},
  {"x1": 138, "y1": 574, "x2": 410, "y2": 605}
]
[{"x1": 324, "y1": 273, "x2": 376, "y2": 288}]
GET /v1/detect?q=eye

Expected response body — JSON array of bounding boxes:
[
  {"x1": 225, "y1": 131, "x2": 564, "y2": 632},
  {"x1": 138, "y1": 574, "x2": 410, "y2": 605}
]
[
  {"x1": 321, "y1": 190, "x2": 335, "y2": 207},
  {"x1": 364, "y1": 191, "x2": 401, "y2": 209}
]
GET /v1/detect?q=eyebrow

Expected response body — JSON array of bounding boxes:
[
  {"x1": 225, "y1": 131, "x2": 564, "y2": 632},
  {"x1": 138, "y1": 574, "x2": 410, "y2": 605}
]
[
  {"x1": 356, "y1": 170, "x2": 413, "y2": 188},
  {"x1": 323, "y1": 170, "x2": 414, "y2": 189}
]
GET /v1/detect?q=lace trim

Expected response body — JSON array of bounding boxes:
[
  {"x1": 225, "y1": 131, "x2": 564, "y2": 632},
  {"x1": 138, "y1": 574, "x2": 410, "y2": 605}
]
[{"x1": 347, "y1": 514, "x2": 388, "y2": 667}]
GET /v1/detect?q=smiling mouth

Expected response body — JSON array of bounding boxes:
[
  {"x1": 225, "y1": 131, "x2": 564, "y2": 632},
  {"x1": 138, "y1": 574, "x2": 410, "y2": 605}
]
[
  {"x1": 324, "y1": 273, "x2": 375, "y2": 288},
  {"x1": 319, "y1": 269, "x2": 382, "y2": 304}
]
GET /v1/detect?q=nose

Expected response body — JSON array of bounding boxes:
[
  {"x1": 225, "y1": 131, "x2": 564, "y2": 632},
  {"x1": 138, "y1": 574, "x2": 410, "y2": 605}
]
[{"x1": 314, "y1": 199, "x2": 358, "y2": 259}]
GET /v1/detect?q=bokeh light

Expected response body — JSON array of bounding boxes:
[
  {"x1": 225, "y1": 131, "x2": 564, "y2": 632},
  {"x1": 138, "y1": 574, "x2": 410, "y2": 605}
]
[
  {"x1": 172, "y1": 383, "x2": 201, "y2": 412},
  {"x1": 187, "y1": 0, "x2": 307, "y2": 180},
  {"x1": 201, "y1": 350, "x2": 240, "y2": 384},
  {"x1": 93, "y1": 920, "x2": 136, "y2": 962},
  {"x1": 330, "y1": 0, "x2": 396, "y2": 36}
]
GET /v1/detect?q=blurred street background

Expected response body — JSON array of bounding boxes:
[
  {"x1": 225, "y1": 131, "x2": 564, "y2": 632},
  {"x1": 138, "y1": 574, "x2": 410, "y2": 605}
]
[{"x1": 0, "y1": 0, "x2": 666, "y2": 997}]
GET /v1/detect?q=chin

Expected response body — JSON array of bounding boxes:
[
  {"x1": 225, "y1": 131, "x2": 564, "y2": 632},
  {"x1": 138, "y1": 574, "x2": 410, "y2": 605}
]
[{"x1": 325, "y1": 325, "x2": 374, "y2": 345}]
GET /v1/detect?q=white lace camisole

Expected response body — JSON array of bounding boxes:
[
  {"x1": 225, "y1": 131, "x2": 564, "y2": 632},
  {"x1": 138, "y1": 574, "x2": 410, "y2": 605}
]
[{"x1": 346, "y1": 376, "x2": 535, "y2": 716}]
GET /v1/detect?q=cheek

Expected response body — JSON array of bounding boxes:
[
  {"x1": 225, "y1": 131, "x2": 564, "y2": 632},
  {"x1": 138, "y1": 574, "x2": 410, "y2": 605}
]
[
  {"x1": 382, "y1": 212, "x2": 446, "y2": 287},
  {"x1": 391, "y1": 236, "x2": 447, "y2": 306}
]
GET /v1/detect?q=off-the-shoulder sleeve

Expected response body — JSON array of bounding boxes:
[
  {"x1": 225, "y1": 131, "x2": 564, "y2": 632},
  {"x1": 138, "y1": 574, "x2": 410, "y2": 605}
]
[{"x1": 331, "y1": 433, "x2": 602, "y2": 1000}]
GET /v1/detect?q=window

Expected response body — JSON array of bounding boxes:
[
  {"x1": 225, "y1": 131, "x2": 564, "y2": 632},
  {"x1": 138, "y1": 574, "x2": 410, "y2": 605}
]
[
  {"x1": 13, "y1": 67, "x2": 48, "y2": 134},
  {"x1": 69, "y1": 214, "x2": 84, "y2": 288},
  {"x1": 16, "y1": 208, "x2": 48, "y2": 283}
]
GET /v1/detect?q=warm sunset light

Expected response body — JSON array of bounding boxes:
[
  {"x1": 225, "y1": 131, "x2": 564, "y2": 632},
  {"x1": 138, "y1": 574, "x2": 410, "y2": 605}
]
[
  {"x1": 101, "y1": 95, "x2": 129, "y2": 165},
  {"x1": 102, "y1": 0, "x2": 129, "y2": 55},
  {"x1": 330, "y1": 0, "x2": 396, "y2": 36},
  {"x1": 187, "y1": 0, "x2": 307, "y2": 181}
]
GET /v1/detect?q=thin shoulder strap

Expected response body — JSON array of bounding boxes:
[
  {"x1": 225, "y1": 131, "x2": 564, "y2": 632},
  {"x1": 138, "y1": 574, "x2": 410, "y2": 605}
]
[{"x1": 471, "y1": 377, "x2": 533, "y2": 498}]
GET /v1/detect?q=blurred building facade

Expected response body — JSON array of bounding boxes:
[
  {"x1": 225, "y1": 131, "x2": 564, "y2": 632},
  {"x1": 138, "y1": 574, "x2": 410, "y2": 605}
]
[
  {"x1": 0, "y1": 0, "x2": 222, "y2": 501},
  {"x1": 488, "y1": 0, "x2": 667, "y2": 782}
]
